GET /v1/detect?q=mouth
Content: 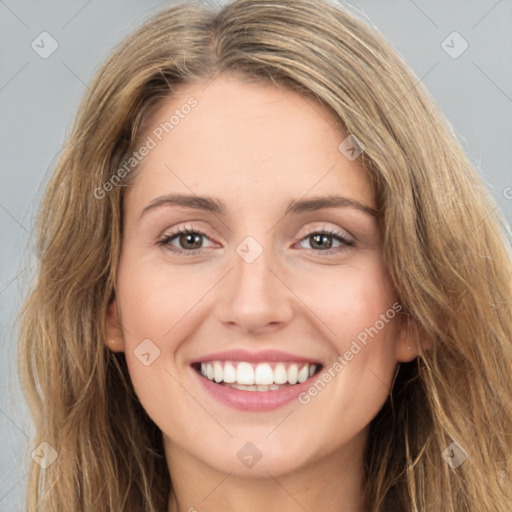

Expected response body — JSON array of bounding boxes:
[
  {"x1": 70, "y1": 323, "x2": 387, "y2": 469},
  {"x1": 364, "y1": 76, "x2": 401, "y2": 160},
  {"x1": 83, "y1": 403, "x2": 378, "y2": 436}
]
[
  {"x1": 190, "y1": 353, "x2": 324, "y2": 411},
  {"x1": 191, "y1": 360, "x2": 323, "y2": 392}
]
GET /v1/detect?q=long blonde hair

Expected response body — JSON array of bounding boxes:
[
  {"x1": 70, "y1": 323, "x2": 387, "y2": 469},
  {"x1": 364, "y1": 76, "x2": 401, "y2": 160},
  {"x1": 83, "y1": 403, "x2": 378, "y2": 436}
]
[{"x1": 18, "y1": 0, "x2": 512, "y2": 510}]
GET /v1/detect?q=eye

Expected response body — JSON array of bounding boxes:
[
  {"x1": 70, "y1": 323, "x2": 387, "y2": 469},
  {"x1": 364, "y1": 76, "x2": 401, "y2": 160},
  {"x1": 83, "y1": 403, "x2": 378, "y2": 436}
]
[
  {"x1": 157, "y1": 226, "x2": 216, "y2": 256},
  {"x1": 296, "y1": 228, "x2": 355, "y2": 255}
]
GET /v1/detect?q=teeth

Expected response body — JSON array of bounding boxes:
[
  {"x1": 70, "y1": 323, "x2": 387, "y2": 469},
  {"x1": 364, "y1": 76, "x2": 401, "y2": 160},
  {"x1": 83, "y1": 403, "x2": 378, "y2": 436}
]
[
  {"x1": 213, "y1": 362, "x2": 223, "y2": 383},
  {"x1": 206, "y1": 363, "x2": 214, "y2": 381},
  {"x1": 287, "y1": 364, "x2": 298, "y2": 385},
  {"x1": 231, "y1": 384, "x2": 259, "y2": 391},
  {"x1": 274, "y1": 363, "x2": 288, "y2": 384},
  {"x1": 198, "y1": 361, "x2": 318, "y2": 387},
  {"x1": 297, "y1": 365, "x2": 309, "y2": 383},
  {"x1": 254, "y1": 363, "x2": 274, "y2": 385},
  {"x1": 237, "y1": 362, "x2": 255, "y2": 385},
  {"x1": 223, "y1": 362, "x2": 236, "y2": 383}
]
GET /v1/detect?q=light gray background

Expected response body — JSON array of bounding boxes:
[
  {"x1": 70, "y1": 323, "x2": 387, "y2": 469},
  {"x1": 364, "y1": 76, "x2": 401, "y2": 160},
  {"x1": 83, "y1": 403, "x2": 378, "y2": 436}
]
[{"x1": 1, "y1": 0, "x2": 511, "y2": 509}]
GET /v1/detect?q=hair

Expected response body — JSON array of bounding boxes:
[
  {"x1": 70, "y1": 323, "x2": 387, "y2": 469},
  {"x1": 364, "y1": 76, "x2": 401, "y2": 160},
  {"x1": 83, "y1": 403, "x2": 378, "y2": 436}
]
[{"x1": 17, "y1": 0, "x2": 512, "y2": 510}]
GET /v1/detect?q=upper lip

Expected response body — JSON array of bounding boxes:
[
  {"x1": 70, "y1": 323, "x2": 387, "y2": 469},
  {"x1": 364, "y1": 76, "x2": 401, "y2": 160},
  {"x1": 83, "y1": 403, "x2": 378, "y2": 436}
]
[{"x1": 190, "y1": 349, "x2": 322, "y2": 365}]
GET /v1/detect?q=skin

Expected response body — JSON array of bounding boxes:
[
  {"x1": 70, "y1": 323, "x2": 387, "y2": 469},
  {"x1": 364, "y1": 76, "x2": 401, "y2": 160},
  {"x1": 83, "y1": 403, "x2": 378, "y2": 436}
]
[{"x1": 105, "y1": 73, "x2": 419, "y2": 512}]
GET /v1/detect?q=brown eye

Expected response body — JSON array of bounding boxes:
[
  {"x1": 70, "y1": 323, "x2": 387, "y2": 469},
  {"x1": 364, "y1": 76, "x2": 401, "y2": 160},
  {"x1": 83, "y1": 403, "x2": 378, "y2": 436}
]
[
  {"x1": 310, "y1": 233, "x2": 334, "y2": 250},
  {"x1": 177, "y1": 231, "x2": 203, "y2": 250},
  {"x1": 297, "y1": 229, "x2": 355, "y2": 254},
  {"x1": 158, "y1": 227, "x2": 214, "y2": 255}
]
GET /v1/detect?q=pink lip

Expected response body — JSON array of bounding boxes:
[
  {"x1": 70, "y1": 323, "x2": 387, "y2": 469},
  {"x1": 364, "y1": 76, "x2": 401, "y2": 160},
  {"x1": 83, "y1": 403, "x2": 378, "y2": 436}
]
[
  {"x1": 190, "y1": 365, "x2": 321, "y2": 412},
  {"x1": 190, "y1": 349, "x2": 321, "y2": 365}
]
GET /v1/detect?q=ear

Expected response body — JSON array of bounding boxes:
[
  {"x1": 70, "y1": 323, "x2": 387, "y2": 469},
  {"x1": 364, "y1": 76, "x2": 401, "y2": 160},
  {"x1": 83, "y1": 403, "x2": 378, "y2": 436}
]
[
  {"x1": 105, "y1": 299, "x2": 125, "y2": 352},
  {"x1": 395, "y1": 313, "x2": 432, "y2": 363}
]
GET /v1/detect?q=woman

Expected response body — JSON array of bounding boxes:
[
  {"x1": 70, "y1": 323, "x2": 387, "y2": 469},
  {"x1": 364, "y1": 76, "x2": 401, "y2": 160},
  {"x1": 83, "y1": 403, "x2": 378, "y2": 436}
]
[{"x1": 18, "y1": 0, "x2": 512, "y2": 510}]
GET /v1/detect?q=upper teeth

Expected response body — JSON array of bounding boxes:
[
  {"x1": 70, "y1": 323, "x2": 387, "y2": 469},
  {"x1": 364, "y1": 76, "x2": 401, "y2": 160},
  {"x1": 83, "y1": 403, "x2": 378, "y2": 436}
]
[{"x1": 200, "y1": 361, "x2": 317, "y2": 386}]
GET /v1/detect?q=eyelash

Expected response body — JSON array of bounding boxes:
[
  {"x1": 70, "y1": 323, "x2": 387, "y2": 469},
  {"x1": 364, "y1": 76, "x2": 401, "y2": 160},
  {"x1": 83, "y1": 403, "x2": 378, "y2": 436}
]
[{"x1": 157, "y1": 225, "x2": 355, "y2": 256}]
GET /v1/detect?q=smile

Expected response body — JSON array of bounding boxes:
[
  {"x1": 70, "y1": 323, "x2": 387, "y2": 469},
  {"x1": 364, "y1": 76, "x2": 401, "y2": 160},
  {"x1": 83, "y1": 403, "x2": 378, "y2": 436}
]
[
  {"x1": 190, "y1": 349, "x2": 324, "y2": 411},
  {"x1": 193, "y1": 361, "x2": 320, "y2": 391}
]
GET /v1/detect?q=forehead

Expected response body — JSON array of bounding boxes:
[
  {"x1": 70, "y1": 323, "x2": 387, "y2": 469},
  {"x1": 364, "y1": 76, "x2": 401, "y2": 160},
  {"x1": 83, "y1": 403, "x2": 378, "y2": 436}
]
[{"x1": 125, "y1": 75, "x2": 374, "y2": 212}]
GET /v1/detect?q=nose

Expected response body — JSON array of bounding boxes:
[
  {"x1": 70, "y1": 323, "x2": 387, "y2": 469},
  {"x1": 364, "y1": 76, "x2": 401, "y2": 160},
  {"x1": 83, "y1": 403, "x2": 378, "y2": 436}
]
[{"x1": 214, "y1": 239, "x2": 295, "y2": 335}]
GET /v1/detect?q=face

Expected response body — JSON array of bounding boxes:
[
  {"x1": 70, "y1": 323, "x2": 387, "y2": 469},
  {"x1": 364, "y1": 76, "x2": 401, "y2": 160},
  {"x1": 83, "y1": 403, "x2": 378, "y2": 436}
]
[{"x1": 106, "y1": 74, "x2": 417, "y2": 479}]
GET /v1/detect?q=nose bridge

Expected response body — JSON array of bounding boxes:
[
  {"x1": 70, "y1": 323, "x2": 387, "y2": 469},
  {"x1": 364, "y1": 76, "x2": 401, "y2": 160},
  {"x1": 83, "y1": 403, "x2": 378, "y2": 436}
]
[{"x1": 215, "y1": 233, "x2": 294, "y2": 332}]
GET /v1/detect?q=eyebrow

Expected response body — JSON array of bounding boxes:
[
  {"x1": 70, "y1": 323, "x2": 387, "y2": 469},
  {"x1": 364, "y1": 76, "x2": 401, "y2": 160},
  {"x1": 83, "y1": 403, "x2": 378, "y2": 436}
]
[{"x1": 138, "y1": 193, "x2": 378, "y2": 220}]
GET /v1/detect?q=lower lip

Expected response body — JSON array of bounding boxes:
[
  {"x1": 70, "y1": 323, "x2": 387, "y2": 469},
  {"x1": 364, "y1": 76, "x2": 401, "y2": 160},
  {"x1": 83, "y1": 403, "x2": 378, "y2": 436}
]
[{"x1": 192, "y1": 367, "x2": 318, "y2": 411}]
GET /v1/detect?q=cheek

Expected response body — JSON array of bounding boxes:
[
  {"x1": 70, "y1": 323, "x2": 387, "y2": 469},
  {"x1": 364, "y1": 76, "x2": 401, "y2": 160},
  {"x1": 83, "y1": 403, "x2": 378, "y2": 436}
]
[
  {"x1": 295, "y1": 260, "x2": 400, "y2": 407},
  {"x1": 117, "y1": 255, "x2": 206, "y2": 341},
  {"x1": 294, "y1": 258, "x2": 397, "y2": 345},
  {"x1": 116, "y1": 256, "x2": 216, "y2": 408}
]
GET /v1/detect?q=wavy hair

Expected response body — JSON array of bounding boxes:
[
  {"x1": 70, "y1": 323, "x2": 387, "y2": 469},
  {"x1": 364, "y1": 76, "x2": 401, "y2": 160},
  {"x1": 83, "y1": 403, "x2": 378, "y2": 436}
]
[{"x1": 18, "y1": 0, "x2": 512, "y2": 510}]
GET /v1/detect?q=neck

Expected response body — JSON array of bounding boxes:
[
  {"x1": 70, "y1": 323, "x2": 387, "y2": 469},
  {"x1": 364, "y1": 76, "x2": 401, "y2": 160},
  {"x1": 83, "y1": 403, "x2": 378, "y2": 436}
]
[{"x1": 165, "y1": 430, "x2": 367, "y2": 512}]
